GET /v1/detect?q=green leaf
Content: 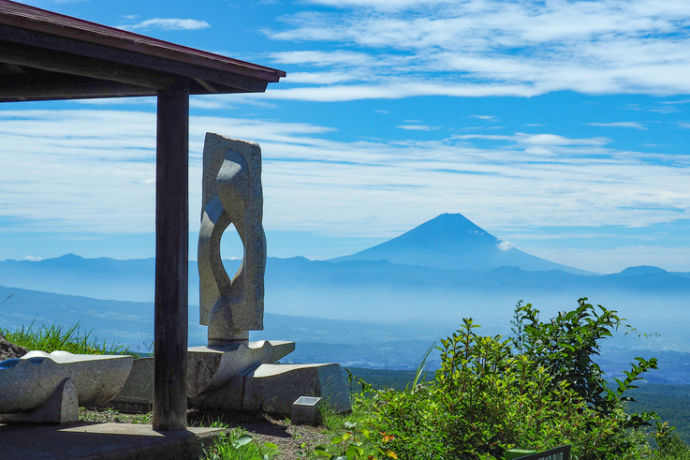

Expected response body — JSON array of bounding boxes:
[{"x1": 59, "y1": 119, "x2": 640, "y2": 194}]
[
  {"x1": 233, "y1": 435, "x2": 253, "y2": 448},
  {"x1": 313, "y1": 446, "x2": 330, "y2": 457}
]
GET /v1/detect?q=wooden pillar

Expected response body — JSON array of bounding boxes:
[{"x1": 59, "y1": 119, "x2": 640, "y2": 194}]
[{"x1": 153, "y1": 81, "x2": 189, "y2": 431}]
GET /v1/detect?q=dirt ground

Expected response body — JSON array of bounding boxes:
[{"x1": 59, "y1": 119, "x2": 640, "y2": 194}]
[
  {"x1": 0, "y1": 334, "x2": 26, "y2": 361},
  {"x1": 188, "y1": 409, "x2": 334, "y2": 459},
  {"x1": 80, "y1": 407, "x2": 336, "y2": 459}
]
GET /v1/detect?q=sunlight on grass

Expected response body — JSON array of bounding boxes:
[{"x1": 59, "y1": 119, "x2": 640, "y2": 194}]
[
  {"x1": 202, "y1": 425, "x2": 277, "y2": 460},
  {"x1": 1, "y1": 322, "x2": 134, "y2": 355}
]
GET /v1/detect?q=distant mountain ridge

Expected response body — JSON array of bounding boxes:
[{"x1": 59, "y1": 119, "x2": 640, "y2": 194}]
[
  {"x1": 334, "y1": 213, "x2": 592, "y2": 274},
  {"x1": 2, "y1": 213, "x2": 689, "y2": 315}
]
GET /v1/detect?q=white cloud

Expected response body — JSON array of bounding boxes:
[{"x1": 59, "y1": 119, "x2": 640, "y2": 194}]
[
  {"x1": 497, "y1": 241, "x2": 512, "y2": 251},
  {"x1": 269, "y1": 50, "x2": 373, "y2": 66},
  {"x1": 1, "y1": 109, "x2": 689, "y2": 243},
  {"x1": 284, "y1": 72, "x2": 357, "y2": 85},
  {"x1": 589, "y1": 122, "x2": 647, "y2": 130},
  {"x1": 262, "y1": 0, "x2": 690, "y2": 100},
  {"x1": 397, "y1": 124, "x2": 436, "y2": 131},
  {"x1": 662, "y1": 99, "x2": 690, "y2": 105},
  {"x1": 304, "y1": 0, "x2": 454, "y2": 10},
  {"x1": 258, "y1": 82, "x2": 537, "y2": 102},
  {"x1": 120, "y1": 18, "x2": 210, "y2": 31}
]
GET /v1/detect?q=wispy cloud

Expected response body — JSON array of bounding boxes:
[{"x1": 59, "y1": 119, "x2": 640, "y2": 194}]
[
  {"x1": 1, "y1": 109, "x2": 688, "y2": 240},
  {"x1": 120, "y1": 18, "x2": 210, "y2": 31},
  {"x1": 304, "y1": 0, "x2": 455, "y2": 10},
  {"x1": 661, "y1": 99, "x2": 690, "y2": 105},
  {"x1": 397, "y1": 124, "x2": 437, "y2": 131},
  {"x1": 262, "y1": 0, "x2": 690, "y2": 101},
  {"x1": 589, "y1": 122, "x2": 647, "y2": 130}
]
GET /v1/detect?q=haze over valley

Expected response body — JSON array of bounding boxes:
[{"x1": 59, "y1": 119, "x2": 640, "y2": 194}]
[{"x1": 1, "y1": 213, "x2": 688, "y2": 383}]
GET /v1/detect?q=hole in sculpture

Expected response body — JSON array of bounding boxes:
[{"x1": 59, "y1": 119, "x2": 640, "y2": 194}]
[{"x1": 220, "y1": 222, "x2": 244, "y2": 279}]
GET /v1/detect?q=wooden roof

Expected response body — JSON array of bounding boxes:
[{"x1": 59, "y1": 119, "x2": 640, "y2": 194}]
[{"x1": 0, "y1": 0, "x2": 285, "y2": 102}]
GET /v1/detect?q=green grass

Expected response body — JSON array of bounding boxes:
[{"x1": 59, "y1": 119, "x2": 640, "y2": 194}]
[
  {"x1": 202, "y1": 425, "x2": 278, "y2": 460},
  {"x1": 2, "y1": 322, "x2": 134, "y2": 356},
  {"x1": 79, "y1": 407, "x2": 152, "y2": 425}
]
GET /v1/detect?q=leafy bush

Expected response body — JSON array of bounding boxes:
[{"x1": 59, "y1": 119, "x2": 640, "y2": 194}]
[{"x1": 357, "y1": 298, "x2": 680, "y2": 459}]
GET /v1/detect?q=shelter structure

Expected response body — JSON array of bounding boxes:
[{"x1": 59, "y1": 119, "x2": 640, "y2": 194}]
[{"x1": 0, "y1": 0, "x2": 284, "y2": 430}]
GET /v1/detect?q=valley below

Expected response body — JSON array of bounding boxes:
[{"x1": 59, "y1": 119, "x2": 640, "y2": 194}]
[{"x1": 1, "y1": 213, "x2": 688, "y2": 384}]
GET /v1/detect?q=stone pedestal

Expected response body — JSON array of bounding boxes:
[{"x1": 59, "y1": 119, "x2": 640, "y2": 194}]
[
  {"x1": 111, "y1": 342, "x2": 351, "y2": 418},
  {"x1": 190, "y1": 362, "x2": 351, "y2": 416},
  {"x1": 187, "y1": 340, "x2": 294, "y2": 397}
]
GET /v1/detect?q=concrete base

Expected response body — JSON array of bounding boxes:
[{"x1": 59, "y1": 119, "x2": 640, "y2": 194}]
[
  {"x1": 0, "y1": 422, "x2": 223, "y2": 460},
  {"x1": 191, "y1": 363, "x2": 351, "y2": 416}
]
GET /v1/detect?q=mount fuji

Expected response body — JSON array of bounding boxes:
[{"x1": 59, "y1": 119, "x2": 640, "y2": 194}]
[{"x1": 334, "y1": 213, "x2": 591, "y2": 275}]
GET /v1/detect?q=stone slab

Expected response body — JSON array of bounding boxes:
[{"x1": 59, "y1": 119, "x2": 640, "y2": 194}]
[
  {"x1": 0, "y1": 422, "x2": 223, "y2": 460},
  {"x1": 191, "y1": 362, "x2": 351, "y2": 416},
  {"x1": 113, "y1": 357, "x2": 154, "y2": 406},
  {"x1": 246, "y1": 363, "x2": 351, "y2": 415}
]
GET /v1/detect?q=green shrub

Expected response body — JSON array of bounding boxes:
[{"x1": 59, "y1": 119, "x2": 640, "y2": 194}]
[{"x1": 358, "y1": 298, "x2": 681, "y2": 459}]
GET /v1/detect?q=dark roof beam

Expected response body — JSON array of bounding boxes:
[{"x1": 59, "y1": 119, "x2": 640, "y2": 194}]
[
  {"x1": 0, "y1": 41, "x2": 176, "y2": 90},
  {"x1": 0, "y1": 74, "x2": 154, "y2": 101},
  {"x1": 0, "y1": 25, "x2": 275, "y2": 93},
  {"x1": 0, "y1": 62, "x2": 23, "y2": 74},
  {"x1": 193, "y1": 77, "x2": 217, "y2": 93}
]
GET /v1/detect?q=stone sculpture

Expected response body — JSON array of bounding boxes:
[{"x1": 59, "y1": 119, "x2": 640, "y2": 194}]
[
  {"x1": 198, "y1": 132, "x2": 267, "y2": 345},
  {"x1": 0, "y1": 351, "x2": 132, "y2": 423},
  {"x1": 167, "y1": 132, "x2": 351, "y2": 418}
]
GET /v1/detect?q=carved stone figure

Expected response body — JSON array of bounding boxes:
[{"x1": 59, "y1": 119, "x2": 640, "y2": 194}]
[
  {"x1": 0, "y1": 351, "x2": 132, "y2": 423},
  {"x1": 198, "y1": 133, "x2": 267, "y2": 345},
  {"x1": 187, "y1": 133, "x2": 350, "y2": 417}
]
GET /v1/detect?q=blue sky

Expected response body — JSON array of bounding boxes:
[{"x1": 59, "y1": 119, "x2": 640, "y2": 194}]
[{"x1": 1, "y1": 0, "x2": 689, "y2": 273}]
